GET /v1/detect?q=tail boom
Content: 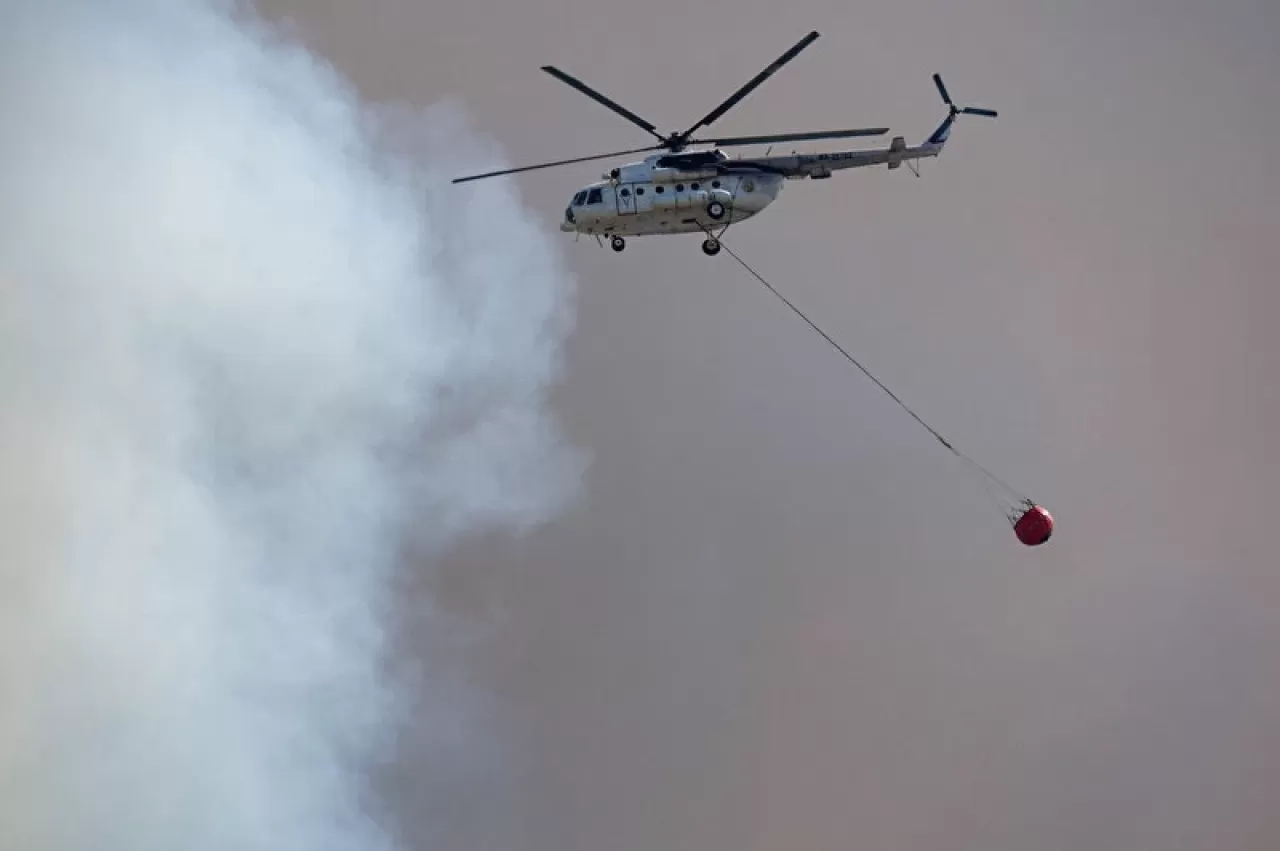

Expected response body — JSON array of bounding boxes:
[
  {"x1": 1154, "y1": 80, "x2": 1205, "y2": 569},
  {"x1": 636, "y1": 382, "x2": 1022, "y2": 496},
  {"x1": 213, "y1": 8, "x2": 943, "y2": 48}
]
[
  {"x1": 727, "y1": 136, "x2": 941, "y2": 179},
  {"x1": 722, "y1": 74, "x2": 992, "y2": 179}
]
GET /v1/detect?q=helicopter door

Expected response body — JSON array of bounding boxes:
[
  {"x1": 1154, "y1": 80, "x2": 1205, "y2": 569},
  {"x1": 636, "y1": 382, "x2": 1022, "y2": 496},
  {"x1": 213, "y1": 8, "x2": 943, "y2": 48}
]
[
  {"x1": 632, "y1": 184, "x2": 653, "y2": 213},
  {"x1": 614, "y1": 184, "x2": 637, "y2": 215}
]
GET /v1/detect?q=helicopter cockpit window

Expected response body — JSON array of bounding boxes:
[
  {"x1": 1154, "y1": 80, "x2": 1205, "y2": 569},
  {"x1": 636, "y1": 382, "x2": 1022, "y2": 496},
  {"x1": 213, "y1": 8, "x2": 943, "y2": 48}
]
[
  {"x1": 572, "y1": 191, "x2": 587, "y2": 206},
  {"x1": 586, "y1": 188, "x2": 603, "y2": 204}
]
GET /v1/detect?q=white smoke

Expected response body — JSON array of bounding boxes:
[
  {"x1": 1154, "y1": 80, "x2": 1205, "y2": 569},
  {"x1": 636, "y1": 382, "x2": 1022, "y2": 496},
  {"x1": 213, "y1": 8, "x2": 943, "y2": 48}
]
[{"x1": 0, "y1": 1, "x2": 581, "y2": 849}]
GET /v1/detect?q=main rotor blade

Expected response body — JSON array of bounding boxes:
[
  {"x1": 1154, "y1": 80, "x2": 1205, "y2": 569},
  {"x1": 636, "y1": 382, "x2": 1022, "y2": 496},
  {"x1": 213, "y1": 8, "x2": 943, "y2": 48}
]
[
  {"x1": 678, "y1": 30, "x2": 821, "y2": 140},
  {"x1": 932, "y1": 73, "x2": 952, "y2": 106},
  {"x1": 451, "y1": 145, "x2": 660, "y2": 184},
  {"x1": 699, "y1": 127, "x2": 889, "y2": 147},
  {"x1": 540, "y1": 66, "x2": 665, "y2": 141},
  {"x1": 961, "y1": 106, "x2": 998, "y2": 117}
]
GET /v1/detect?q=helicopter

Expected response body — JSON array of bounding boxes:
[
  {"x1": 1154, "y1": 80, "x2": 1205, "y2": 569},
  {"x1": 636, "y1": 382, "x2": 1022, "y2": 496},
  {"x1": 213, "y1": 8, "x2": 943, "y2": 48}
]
[{"x1": 451, "y1": 31, "x2": 997, "y2": 256}]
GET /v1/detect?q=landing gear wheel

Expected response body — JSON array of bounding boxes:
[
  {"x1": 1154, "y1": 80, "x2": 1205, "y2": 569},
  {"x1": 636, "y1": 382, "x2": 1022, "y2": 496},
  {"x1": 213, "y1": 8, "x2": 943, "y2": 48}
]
[
  {"x1": 610, "y1": 235, "x2": 625, "y2": 252},
  {"x1": 706, "y1": 201, "x2": 726, "y2": 220},
  {"x1": 701, "y1": 238, "x2": 721, "y2": 256}
]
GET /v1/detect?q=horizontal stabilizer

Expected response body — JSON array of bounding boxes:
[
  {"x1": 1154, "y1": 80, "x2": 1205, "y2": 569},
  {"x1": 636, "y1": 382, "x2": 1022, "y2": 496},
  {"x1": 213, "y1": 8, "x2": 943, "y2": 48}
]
[{"x1": 886, "y1": 135, "x2": 906, "y2": 169}]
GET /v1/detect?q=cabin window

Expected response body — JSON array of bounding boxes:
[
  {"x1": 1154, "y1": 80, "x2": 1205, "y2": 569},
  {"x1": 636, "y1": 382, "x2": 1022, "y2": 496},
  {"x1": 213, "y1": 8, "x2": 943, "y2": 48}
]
[
  {"x1": 635, "y1": 186, "x2": 645, "y2": 195},
  {"x1": 586, "y1": 188, "x2": 602, "y2": 204},
  {"x1": 573, "y1": 191, "x2": 587, "y2": 205},
  {"x1": 655, "y1": 185, "x2": 664, "y2": 193},
  {"x1": 675, "y1": 183, "x2": 684, "y2": 191},
  {"x1": 691, "y1": 182, "x2": 700, "y2": 190},
  {"x1": 711, "y1": 180, "x2": 721, "y2": 188},
  {"x1": 619, "y1": 188, "x2": 630, "y2": 196}
]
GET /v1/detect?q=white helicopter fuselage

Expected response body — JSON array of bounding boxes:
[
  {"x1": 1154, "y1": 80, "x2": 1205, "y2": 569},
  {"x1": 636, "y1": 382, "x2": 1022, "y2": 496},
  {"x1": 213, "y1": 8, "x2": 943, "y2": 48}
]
[{"x1": 559, "y1": 152, "x2": 785, "y2": 238}]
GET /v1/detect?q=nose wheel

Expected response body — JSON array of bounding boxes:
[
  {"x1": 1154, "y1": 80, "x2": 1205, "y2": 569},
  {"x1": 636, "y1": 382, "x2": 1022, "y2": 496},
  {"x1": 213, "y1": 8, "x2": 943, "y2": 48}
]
[
  {"x1": 701, "y1": 237, "x2": 721, "y2": 256},
  {"x1": 610, "y1": 235, "x2": 626, "y2": 252}
]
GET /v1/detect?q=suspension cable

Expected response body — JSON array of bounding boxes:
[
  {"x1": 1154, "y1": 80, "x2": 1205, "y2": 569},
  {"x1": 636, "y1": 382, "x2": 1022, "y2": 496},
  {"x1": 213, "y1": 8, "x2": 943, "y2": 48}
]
[{"x1": 708, "y1": 231, "x2": 1028, "y2": 505}]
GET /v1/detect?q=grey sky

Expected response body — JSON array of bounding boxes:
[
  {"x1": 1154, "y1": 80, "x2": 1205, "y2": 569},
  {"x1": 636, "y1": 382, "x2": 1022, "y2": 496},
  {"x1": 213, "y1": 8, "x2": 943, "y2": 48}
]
[{"x1": 262, "y1": 1, "x2": 1279, "y2": 849}]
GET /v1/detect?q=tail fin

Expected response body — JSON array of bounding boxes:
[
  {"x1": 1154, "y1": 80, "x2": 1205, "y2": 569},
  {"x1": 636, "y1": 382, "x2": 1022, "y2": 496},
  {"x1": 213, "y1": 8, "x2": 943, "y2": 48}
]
[{"x1": 925, "y1": 113, "x2": 957, "y2": 148}]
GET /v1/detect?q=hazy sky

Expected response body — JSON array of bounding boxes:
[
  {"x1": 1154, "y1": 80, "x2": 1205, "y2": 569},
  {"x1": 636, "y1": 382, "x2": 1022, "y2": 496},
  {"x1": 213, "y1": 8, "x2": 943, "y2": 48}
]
[{"x1": 261, "y1": 2, "x2": 1279, "y2": 849}]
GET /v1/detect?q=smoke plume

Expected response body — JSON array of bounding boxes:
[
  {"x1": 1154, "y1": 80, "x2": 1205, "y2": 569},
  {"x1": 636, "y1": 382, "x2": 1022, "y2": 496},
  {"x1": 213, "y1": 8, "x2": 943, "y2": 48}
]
[{"x1": 0, "y1": 1, "x2": 580, "y2": 848}]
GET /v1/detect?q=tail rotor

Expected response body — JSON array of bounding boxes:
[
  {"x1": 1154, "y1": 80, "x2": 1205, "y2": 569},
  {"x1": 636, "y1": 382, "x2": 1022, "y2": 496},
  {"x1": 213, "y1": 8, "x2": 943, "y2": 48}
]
[{"x1": 933, "y1": 73, "x2": 997, "y2": 118}]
